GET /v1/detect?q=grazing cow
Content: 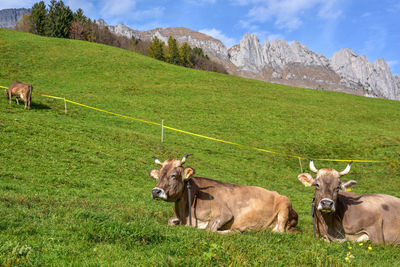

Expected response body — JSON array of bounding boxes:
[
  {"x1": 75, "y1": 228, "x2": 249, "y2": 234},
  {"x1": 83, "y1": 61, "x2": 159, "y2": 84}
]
[
  {"x1": 6, "y1": 81, "x2": 33, "y2": 110},
  {"x1": 149, "y1": 154, "x2": 298, "y2": 233},
  {"x1": 298, "y1": 160, "x2": 400, "y2": 244}
]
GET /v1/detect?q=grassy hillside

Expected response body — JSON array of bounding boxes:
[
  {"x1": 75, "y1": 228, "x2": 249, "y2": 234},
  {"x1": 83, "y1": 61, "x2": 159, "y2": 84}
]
[{"x1": 0, "y1": 29, "x2": 399, "y2": 265}]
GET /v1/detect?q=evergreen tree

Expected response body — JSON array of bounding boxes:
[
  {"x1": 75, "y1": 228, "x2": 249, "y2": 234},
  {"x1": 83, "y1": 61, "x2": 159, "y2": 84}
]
[
  {"x1": 73, "y1": 8, "x2": 87, "y2": 23},
  {"x1": 30, "y1": 1, "x2": 47, "y2": 35},
  {"x1": 147, "y1": 36, "x2": 165, "y2": 61},
  {"x1": 166, "y1": 36, "x2": 180, "y2": 65},
  {"x1": 179, "y1": 42, "x2": 192, "y2": 67},
  {"x1": 45, "y1": 0, "x2": 73, "y2": 38}
]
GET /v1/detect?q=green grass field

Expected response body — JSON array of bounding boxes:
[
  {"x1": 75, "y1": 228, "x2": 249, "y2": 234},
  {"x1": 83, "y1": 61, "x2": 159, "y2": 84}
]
[{"x1": 1, "y1": 28, "x2": 399, "y2": 266}]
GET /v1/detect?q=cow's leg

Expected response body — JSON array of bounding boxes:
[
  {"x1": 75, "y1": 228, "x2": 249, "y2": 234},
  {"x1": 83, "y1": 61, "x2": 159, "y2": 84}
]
[
  {"x1": 16, "y1": 97, "x2": 19, "y2": 105},
  {"x1": 8, "y1": 91, "x2": 11, "y2": 104},
  {"x1": 273, "y1": 197, "x2": 291, "y2": 233},
  {"x1": 356, "y1": 234, "x2": 369, "y2": 242},
  {"x1": 168, "y1": 217, "x2": 180, "y2": 225},
  {"x1": 207, "y1": 214, "x2": 233, "y2": 232},
  {"x1": 273, "y1": 213, "x2": 288, "y2": 233},
  {"x1": 24, "y1": 99, "x2": 27, "y2": 110},
  {"x1": 366, "y1": 217, "x2": 385, "y2": 244}
]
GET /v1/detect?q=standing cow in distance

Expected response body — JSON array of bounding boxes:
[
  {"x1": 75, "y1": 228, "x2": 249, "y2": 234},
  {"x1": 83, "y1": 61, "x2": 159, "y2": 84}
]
[
  {"x1": 5, "y1": 81, "x2": 33, "y2": 110},
  {"x1": 149, "y1": 154, "x2": 298, "y2": 233},
  {"x1": 298, "y1": 160, "x2": 400, "y2": 244}
]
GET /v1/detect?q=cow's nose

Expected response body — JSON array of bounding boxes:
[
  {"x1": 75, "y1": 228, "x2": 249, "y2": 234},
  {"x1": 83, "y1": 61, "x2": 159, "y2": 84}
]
[
  {"x1": 321, "y1": 199, "x2": 334, "y2": 208},
  {"x1": 152, "y1": 188, "x2": 162, "y2": 197}
]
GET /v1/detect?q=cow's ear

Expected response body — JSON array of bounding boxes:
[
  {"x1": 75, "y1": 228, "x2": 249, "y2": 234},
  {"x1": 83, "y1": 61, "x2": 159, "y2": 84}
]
[
  {"x1": 183, "y1": 167, "x2": 195, "y2": 180},
  {"x1": 341, "y1": 180, "x2": 357, "y2": 191},
  {"x1": 298, "y1": 173, "x2": 315, "y2": 187},
  {"x1": 149, "y1": 169, "x2": 160, "y2": 181}
]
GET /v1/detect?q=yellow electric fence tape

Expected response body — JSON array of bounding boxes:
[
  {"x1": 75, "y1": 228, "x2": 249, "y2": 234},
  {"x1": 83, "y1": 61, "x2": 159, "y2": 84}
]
[{"x1": 1, "y1": 84, "x2": 389, "y2": 163}]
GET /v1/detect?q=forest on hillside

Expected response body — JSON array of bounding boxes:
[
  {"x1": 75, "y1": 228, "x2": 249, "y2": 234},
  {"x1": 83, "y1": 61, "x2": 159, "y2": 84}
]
[{"x1": 15, "y1": 0, "x2": 227, "y2": 74}]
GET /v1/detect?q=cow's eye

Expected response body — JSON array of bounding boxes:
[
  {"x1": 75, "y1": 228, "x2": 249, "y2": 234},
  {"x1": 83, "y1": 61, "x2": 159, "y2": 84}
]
[
  {"x1": 336, "y1": 186, "x2": 341, "y2": 191},
  {"x1": 315, "y1": 183, "x2": 320, "y2": 189},
  {"x1": 171, "y1": 174, "x2": 177, "y2": 179}
]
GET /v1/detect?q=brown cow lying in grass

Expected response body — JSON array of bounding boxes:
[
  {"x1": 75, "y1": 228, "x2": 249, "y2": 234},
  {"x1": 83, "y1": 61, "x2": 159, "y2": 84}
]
[
  {"x1": 149, "y1": 154, "x2": 298, "y2": 233},
  {"x1": 5, "y1": 81, "x2": 33, "y2": 110},
  {"x1": 298, "y1": 160, "x2": 400, "y2": 244}
]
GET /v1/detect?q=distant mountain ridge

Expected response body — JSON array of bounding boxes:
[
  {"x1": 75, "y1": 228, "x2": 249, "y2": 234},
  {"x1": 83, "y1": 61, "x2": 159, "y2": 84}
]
[
  {"x1": 0, "y1": 8, "x2": 30, "y2": 29},
  {"x1": 1, "y1": 7, "x2": 398, "y2": 101},
  {"x1": 102, "y1": 20, "x2": 399, "y2": 101}
]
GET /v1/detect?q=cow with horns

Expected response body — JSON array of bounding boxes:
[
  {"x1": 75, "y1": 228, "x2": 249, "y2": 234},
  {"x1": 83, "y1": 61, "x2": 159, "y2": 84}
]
[
  {"x1": 149, "y1": 154, "x2": 298, "y2": 233},
  {"x1": 298, "y1": 160, "x2": 400, "y2": 244}
]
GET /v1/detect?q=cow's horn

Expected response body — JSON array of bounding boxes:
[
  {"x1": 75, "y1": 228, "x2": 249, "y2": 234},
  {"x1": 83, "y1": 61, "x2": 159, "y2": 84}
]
[
  {"x1": 309, "y1": 159, "x2": 318, "y2": 173},
  {"x1": 339, "y1": 161, "x2": 353, "y2": 176},
  {"x1": 153, "y1": 156, "x2": 163, "y2": 166},
  {"x1": 180, "y1": 153, "x2": 193, "y2": 165}
]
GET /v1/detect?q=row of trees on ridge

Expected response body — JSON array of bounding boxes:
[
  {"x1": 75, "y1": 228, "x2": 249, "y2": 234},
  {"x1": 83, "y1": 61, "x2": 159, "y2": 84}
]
[{"x1": 15, "y1": 0, "x2": 227, "y2": 74}]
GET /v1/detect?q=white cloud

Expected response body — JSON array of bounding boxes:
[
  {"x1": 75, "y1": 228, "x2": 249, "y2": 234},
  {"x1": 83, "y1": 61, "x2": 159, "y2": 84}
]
[
  {"x1": 265, "y1": 33, "x2": 285, "y2": 41},
  {"x1": 0, "y1": 0, "x2": 36, "y2": 9},
  {"x1": 97, "y1": 0, "x2": 164, "y2": 24},
  {"x1": 199, "y1": 28, "x2": 237, "y2": 48},
  {"x1": 386, "y1": 60, "x2": 397, "y2": 68},
  {"x1": 386, "y1": 2, "x2": 400, "y2": 13},
  {"x1": 131, "y1": 6, "x2": 164, "y2": 20},
  {"x1": 185, "y1": 0, "x2": 216, "y2": 5},
  {"x1": 361, "y1": 12, "x2": 371, "y2": 18},
  {"x1": 100, "y1": 0, "x2": 136, "y2": 18},
  {"x1": 236, "y1": 0, "x2": 343, "y2": 31},
  {"x1": 360, "y1": 26, "x2": 387, "y2": 56},
  {"x1": 318, "y1": 1, "x2": 342, "y2": 19},
  {"x1": 66, "y1": 0, "x2": 96, "y2": 17}
]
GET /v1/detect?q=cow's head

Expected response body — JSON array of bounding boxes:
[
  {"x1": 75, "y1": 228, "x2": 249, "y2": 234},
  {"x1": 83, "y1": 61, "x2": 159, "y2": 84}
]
[
  {"x1": 149, "y1": 153, "x2": 195, "y2": 202},
  {"x1": 298, "y1": 160, "x2": 357, "y2": 213}
]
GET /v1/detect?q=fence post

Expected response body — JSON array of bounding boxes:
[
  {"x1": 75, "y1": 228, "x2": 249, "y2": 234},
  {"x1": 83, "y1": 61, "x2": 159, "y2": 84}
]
[
  {"x1": 298, "y1": 158, "x2": 303, "y2": 173},
  {"x1": 64, "y1": 97, "x2": 67, "y2": 114},
  {"x1": 161, "y1": 119, "x2": 164, "y2": 143}
]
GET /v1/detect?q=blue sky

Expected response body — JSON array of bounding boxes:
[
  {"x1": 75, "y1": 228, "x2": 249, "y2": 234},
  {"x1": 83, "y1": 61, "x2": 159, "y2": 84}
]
[{"x1": 3, "y1": 0, "x2": 400, "y2": 74}]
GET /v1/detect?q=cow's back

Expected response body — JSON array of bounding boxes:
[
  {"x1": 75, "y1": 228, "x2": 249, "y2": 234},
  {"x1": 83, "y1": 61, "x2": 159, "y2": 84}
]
[
  {"x1": 340, "y1": 192, "x2": 400, "y2": 244},
  {"x1": 10, "y1": 82, "x2": 30, "y2": 93},
  {"x1": 192, "y1": 177, "x2": 296, "y2": 232}
]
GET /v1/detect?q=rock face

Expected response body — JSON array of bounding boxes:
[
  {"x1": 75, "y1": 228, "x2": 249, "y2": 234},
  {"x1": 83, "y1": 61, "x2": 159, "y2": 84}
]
[
  {"x1": 0, "y1": 8, "x2": 30, "y2": 29},
  {"x1": 229, "y1": 34, "x2": 399, "y2": 100},
  {"x1": 330, "y1": 48, "x2": 400, "y2": 100},
  {"x1": 100, "y1": 21, "x2": 400, "y2": 101},
  {"x1": 229, "y1": 34, "x2": 344, "y2": 94}
]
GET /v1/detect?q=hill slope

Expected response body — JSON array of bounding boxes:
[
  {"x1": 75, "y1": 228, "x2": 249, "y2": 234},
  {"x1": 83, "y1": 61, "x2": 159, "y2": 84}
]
[{"x1": 0, "y1": 29, "x2": 400, "y2": 265}]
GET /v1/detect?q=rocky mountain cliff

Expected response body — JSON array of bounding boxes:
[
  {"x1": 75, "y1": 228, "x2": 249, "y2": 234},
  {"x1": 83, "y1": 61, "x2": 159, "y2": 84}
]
[
  {"x1": 230, "y1": 34, "x2": 400, "y2": 100},
  {"x1": 0, "y1": 8, "x2": 30, "y2": 29},
  {"x1": 103, "y1": 21, "x2": 399, "y2": 101}
]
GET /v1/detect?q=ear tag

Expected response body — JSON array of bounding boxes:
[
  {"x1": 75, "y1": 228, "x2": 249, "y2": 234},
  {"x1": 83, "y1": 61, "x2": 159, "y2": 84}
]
[
  {"x1": 346, "y1": 187, "x2": 352, "y2": 192},
  {"x1": 184, "y1": 168, "x2": 194, "y2": 179}
]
